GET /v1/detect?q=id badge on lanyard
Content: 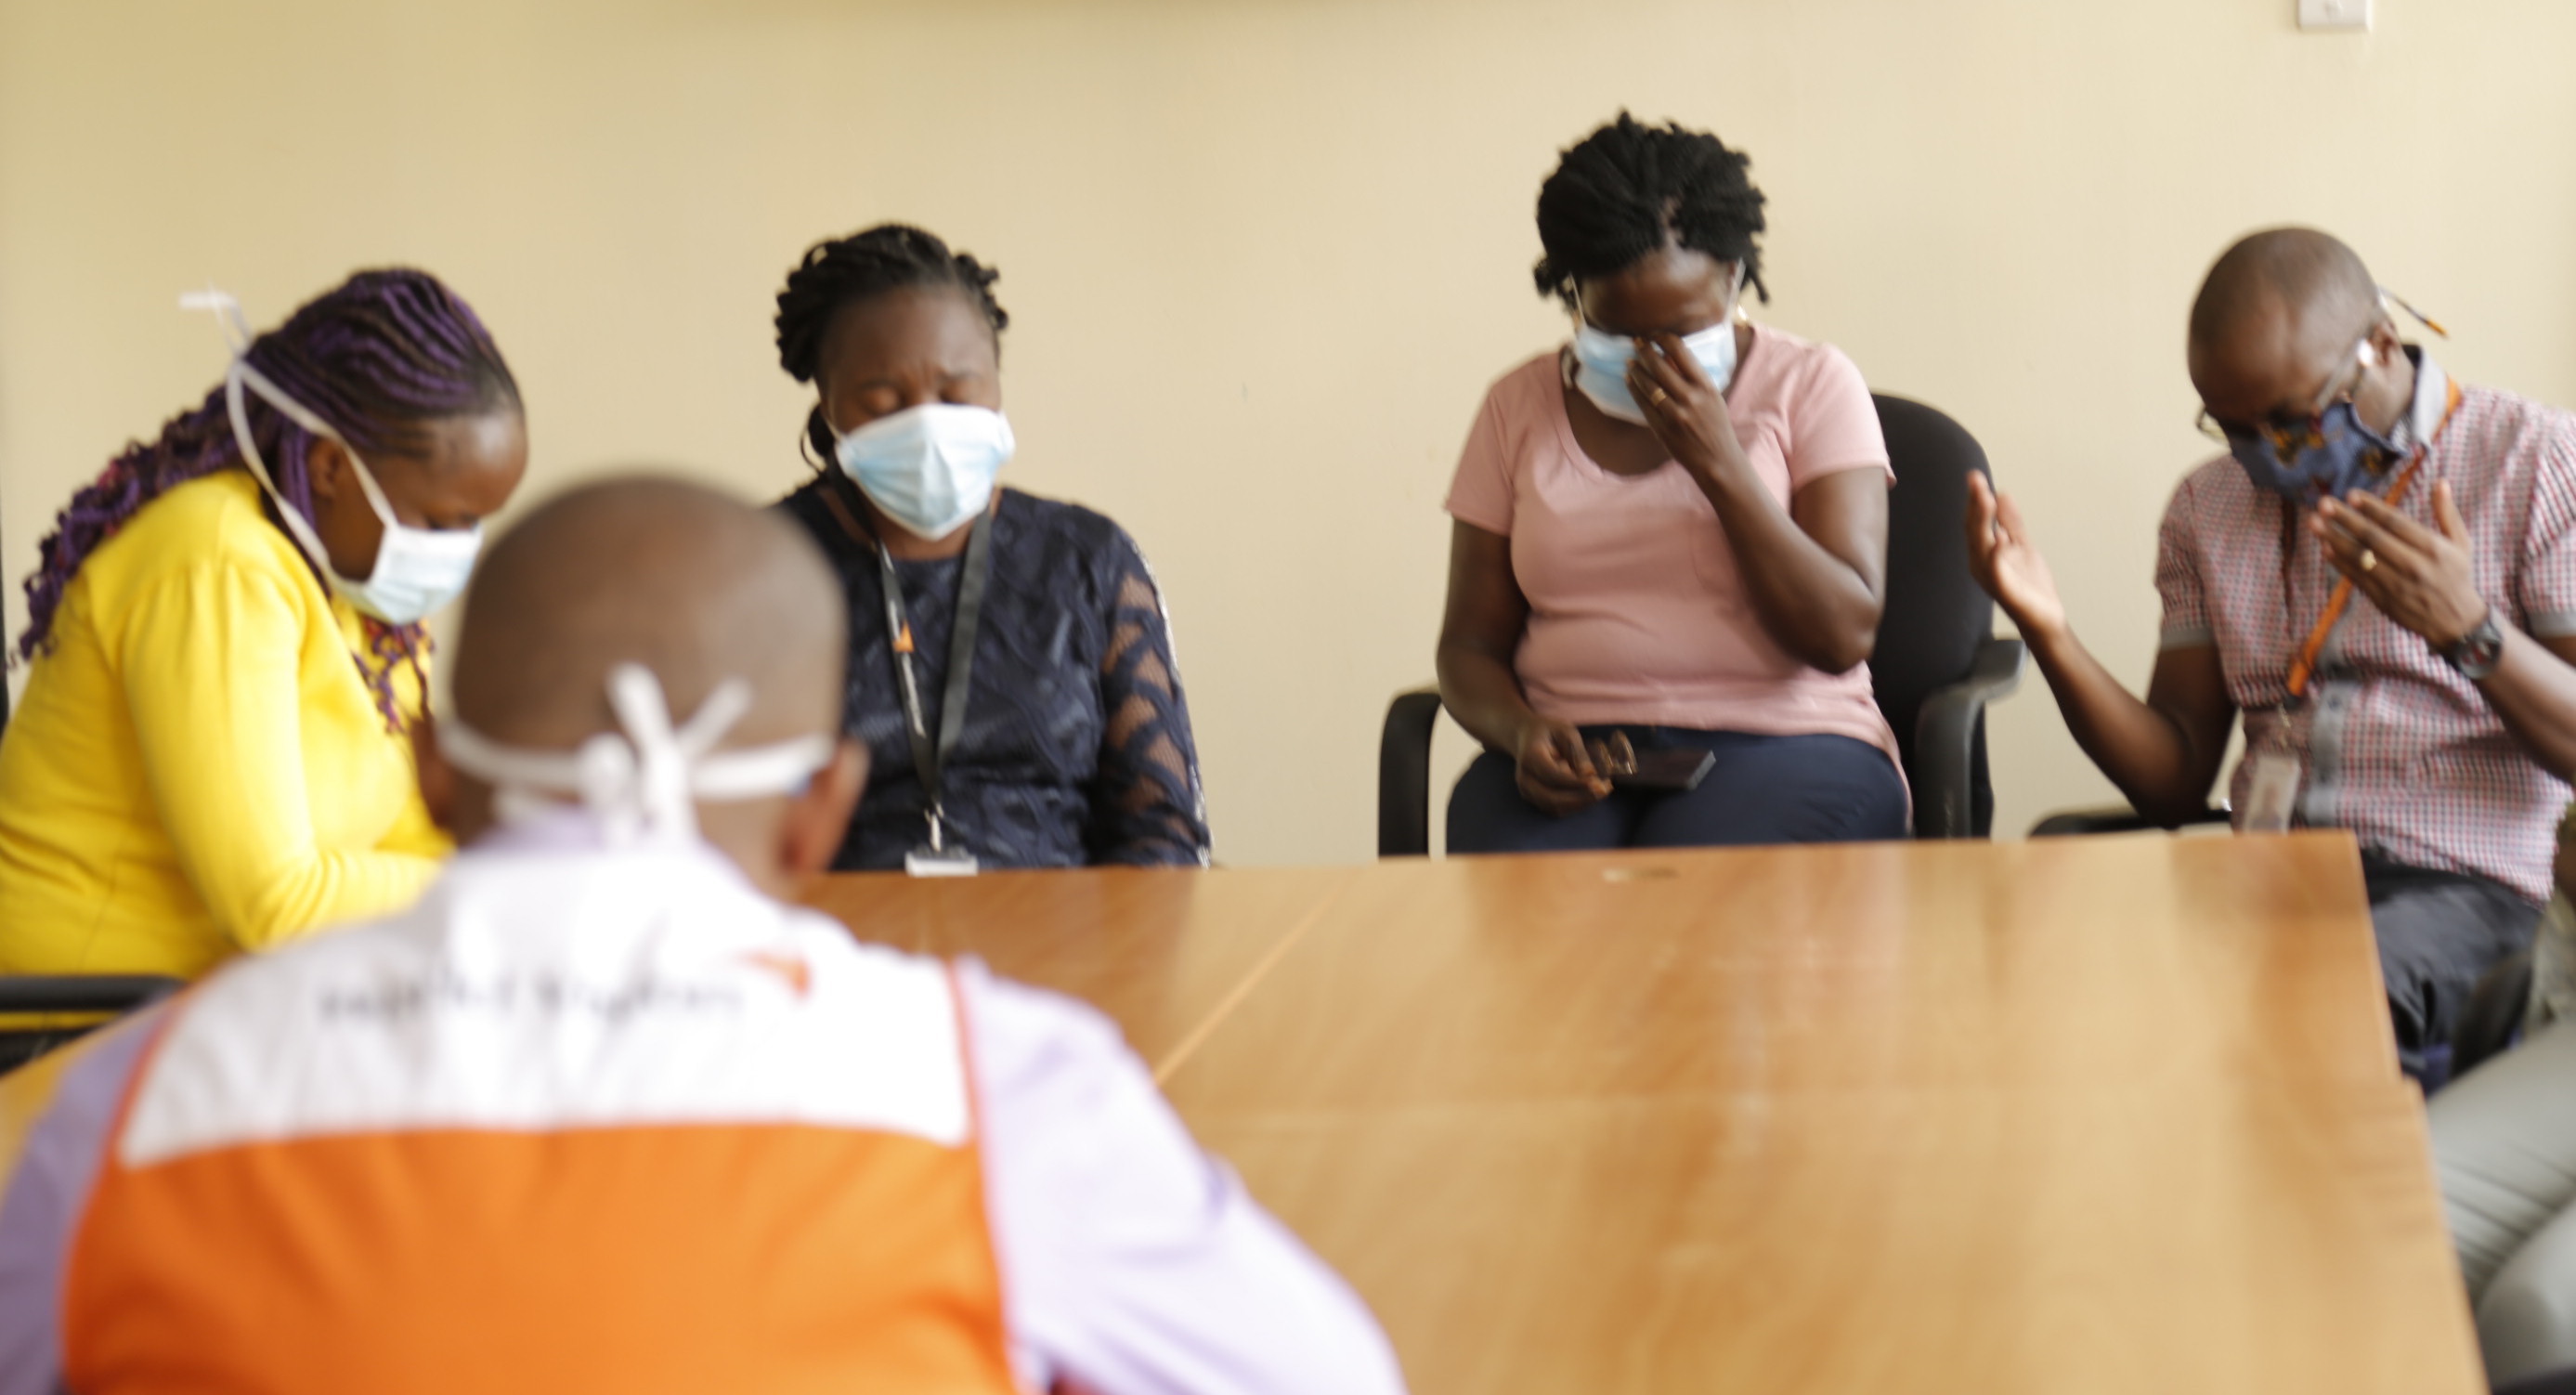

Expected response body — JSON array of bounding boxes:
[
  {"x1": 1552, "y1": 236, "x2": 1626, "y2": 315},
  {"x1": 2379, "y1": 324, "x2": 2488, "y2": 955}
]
[
  {"x1": 873, "y1": 512, "x2": 995, "y2": 878},
  {"x1": 2241, "y1": 744, "x2": 2302, "y2": 833},
  {"x1": 904, "y1": 845, "x2": 981, "y2": 877},
  {"x1": 2252, "y1": 402, "x2": 2446, "y2": 834}
]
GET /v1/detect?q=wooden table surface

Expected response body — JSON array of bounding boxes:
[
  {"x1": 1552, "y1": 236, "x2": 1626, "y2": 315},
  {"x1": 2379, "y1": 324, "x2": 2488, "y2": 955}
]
[
  {"x1": 801, "y1": 860, "x2": 1354, "y2": 1076},
  {"x1": 806, "y1": 832, "x2": 2482, "y2": 1394}
]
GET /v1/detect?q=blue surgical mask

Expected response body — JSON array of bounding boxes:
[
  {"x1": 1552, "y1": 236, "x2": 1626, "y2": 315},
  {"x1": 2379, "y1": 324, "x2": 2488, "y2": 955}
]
[
  {"x1": 830, "y1": 403, "x2": 1015, "y2": 541},
  {"x1": 1568, "y1": 279, "x2": 1742, "y2": 424}
]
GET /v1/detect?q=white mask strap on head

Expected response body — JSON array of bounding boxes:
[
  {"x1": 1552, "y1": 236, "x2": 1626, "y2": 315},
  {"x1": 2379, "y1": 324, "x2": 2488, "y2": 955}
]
[
  {"x1": 437, "y1": 662, "x2": 837, "y2": 847},
  {"x1": 179, "y1": 287, "x2": 403, "y2": 571}
]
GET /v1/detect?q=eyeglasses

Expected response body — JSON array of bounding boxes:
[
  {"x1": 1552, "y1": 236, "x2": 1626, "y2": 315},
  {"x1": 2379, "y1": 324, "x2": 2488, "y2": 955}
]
[
  {"x1": 2195, "y1": 329, "x2": 2372, "y2": 448},
  {"x1": 2192, "y1": 288, "x2": 2448, "y2": 447}
]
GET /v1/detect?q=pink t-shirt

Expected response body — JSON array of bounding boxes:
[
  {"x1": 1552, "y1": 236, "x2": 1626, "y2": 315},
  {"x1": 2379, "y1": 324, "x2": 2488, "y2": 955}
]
[{"x1": 1443, "y1": 321, "x2": 1900, "y2": 763}]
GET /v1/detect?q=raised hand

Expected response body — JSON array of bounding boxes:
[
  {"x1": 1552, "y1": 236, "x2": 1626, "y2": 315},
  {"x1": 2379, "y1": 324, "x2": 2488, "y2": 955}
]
[{"x1": 1965, "y1": 473, "x2": 2066, "y2": 639}]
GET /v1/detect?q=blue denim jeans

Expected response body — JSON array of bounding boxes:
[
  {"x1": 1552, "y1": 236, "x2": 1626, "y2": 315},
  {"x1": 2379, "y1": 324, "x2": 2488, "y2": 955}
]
[{"x1": 1446, "y1": 726, "x2": 1908, "y2": 854}]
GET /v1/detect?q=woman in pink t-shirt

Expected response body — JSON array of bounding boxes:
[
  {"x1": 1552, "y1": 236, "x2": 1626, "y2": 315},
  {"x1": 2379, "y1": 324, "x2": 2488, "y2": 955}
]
[{"x1": 1438, "y1": 113, "x2": 1907, "y2": 853}]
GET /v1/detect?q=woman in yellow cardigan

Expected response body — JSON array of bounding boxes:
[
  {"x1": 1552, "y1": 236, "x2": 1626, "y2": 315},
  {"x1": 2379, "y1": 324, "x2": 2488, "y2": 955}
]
[{"x1": 0, "y1": 269, "x2": 526, "y2": 985}]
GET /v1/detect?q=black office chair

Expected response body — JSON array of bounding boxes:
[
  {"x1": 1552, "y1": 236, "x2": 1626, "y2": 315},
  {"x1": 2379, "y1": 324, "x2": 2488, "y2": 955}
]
[
  {"x1": 1380, "y1": 393, "x2": 2025, "y2": 854},
  {"x1": 0, "y1": 975, "x2": 185, "y2": 1076}
]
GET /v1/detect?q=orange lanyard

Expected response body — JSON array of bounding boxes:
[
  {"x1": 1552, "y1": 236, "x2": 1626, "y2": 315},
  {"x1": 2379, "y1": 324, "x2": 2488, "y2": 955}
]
[{"x1": 2283, "y1": 378, "x2": 2464, "y2": 699}]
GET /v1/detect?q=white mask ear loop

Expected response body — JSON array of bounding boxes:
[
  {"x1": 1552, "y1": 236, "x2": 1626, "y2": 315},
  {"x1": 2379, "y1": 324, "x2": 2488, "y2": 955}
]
[
  {"x1": 438, "y1": 663, "x2": 837, "y2": 848},
  {"x1": 605, "y1": 663, "x2": 743, "y2": 841},
  {"x1": 181, "y1": 288, "x2": 403, "y2": 567},
  {"x1": 179, "y1": 287, "x2": 254, "y2": 353}
]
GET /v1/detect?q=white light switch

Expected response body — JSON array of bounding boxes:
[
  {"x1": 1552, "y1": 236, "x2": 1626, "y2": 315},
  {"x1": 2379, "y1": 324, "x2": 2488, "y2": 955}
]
[{"x1": 2298, "y1": 0, "x2": 2371, "y2": 31}]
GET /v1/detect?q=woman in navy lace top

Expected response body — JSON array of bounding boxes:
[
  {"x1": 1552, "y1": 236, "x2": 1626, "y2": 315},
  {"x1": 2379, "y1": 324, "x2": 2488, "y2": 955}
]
[{"x1": 772, "y1": 224, "x2": 1210, "y2": 871}]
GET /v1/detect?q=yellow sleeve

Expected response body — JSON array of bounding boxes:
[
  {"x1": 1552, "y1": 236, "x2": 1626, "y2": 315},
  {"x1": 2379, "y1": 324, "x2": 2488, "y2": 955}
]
[
  {"x1": 114, "y1": 558, "x2": 439, "y2": 953},
  {"x1": 375, "y1": 787, "x2": 454, "y2": 858}
]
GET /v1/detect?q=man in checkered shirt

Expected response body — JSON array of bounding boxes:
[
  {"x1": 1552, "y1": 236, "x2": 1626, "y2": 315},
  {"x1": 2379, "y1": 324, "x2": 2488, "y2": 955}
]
[{"x1": 1967, "y1": 228, "x2": 2576, "y2": 1085}]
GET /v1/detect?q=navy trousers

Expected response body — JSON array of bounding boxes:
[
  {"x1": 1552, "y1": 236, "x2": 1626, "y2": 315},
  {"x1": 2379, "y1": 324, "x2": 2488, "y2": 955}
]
[
  {"x1": 1446, "y1": 727, "x2": 1909, "y2": 854},
  {"x1": 2366, "y1": 854, "x2": 2544, "y2": 1089}
]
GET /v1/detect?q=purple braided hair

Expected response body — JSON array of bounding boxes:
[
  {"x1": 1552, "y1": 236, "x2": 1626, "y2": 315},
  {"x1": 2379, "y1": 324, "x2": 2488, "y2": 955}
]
[{"x1": 16, "y1": 268, "x2": 520, "y2": 731}]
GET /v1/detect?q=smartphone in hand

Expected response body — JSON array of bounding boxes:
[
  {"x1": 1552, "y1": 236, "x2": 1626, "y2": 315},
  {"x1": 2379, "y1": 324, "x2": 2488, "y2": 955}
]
[
  {"x1": 1611, "y1": 746, "x2": 1713, "y2": 791},
  {"x1": 1586, "y1": 732, "x2": 1715, "y2": 792}
]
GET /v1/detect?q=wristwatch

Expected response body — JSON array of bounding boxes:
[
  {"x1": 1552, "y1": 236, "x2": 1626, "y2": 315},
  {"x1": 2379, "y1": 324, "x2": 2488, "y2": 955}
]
[{"x1": 2439, "y1": 609, "x2": 2506, "y2": 681}]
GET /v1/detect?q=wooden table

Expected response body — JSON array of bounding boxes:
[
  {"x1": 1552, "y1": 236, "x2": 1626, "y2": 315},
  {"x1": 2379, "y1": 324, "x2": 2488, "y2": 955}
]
[
  {"x1": 802, "y1": 861, "x2": 1354, "y2": 1076},
  {"x1": 807, "y1": 832, "x2": 2482, "y2": 1394}
]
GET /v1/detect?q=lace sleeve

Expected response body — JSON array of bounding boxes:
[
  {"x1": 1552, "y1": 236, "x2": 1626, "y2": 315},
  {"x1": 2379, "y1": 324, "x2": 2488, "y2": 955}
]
[{"x1": 1086, "y1": 532, "x2": 1212, "y2": 867}]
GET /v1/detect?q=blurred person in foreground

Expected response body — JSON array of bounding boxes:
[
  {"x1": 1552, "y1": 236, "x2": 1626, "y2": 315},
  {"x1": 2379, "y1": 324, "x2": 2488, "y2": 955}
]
[
  {"x1": 0, "y1": 476, "x2": 1403, "y2": 1395},
  {"x1": 2435, "y1": 805, "x2": 2576, "y2": 1388}
]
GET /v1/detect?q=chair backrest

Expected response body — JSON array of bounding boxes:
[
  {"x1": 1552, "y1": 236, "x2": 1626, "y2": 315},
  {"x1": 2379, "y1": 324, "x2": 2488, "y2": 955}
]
[{"x1": 1869, "y1": 394, "x2": 1997, "y2": 836}]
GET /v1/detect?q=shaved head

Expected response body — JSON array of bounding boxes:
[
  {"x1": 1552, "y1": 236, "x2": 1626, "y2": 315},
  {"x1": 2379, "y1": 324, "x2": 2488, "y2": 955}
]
[
  {"x1": 2190, "y1": 227, "x2": 2379, "y2": 355},
  {"x1": 449, "y1": 476, "x2": 844, "y2": 755},
  {"x1": 2187, "y1": 228, "x2": 2407, "y2": 437}
]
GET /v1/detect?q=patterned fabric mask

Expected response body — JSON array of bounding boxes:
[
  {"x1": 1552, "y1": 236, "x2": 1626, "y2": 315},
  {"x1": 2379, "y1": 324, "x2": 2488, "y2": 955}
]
[{"x1": 2222, "y1": 395, "x2": 2403, "y2": 504}]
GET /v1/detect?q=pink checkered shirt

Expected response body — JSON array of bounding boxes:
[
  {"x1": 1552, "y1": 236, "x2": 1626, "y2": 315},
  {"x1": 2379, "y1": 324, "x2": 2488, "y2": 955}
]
[{"x1": 2155, "y1": 351, "x2": 2576, "y2": 906}]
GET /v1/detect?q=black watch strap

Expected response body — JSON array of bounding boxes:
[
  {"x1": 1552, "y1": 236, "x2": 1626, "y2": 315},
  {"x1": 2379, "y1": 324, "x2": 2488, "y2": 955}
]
[{"x1": 2441, "y1": 609, "x2": 2506, "y2": 680}]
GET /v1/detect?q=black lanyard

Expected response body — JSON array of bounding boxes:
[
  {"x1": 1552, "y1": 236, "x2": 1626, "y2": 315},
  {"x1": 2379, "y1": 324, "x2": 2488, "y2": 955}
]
[{"x1": 869, "y1": 515, "x2": 994, "y2": 854}]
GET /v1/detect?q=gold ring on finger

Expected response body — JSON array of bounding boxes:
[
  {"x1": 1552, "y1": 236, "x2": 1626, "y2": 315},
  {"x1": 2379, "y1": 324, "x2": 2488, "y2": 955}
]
[
  {"x1": 1647, "y1": 385, "x2": 1670, "y2": 405},
  {"x1": 2360, "y1": 548, "x2": 2378, "y2": 573}
]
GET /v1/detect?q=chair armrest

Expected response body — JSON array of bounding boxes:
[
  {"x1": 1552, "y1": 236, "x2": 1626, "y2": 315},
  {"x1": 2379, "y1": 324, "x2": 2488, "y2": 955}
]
[
  {"x1": 1378, "y1": 687, "x2": 1445, "y2": 857},
  {"x1": 1911, "y1": 637, "x2": 2025, "y2": 840},
  {"x1": 0, "y1": 974, "x2": 186, "y2": 1014},
  {"x1": 2027, "y1": 805, "x2": 2231, "y2": 837},
  {"x1": 2496, "y1": 1363, "x2": 2576, "y2": 1395}
]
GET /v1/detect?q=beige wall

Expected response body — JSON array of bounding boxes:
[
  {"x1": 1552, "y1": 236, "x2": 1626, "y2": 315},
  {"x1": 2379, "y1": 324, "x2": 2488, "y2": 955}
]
[{"x1": 5, "y1": 0, "x2": 2572, "y2": 866}]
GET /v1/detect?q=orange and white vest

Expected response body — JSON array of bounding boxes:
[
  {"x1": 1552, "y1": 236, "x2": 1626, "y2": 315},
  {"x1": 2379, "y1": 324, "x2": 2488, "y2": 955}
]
[{"x1": 19, "y1": 841, "x2": 1021, "y2": 1395}]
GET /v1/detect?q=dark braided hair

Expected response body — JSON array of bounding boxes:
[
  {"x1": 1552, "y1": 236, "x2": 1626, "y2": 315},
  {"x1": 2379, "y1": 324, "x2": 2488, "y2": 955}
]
[
  {"x1": 774, "y1": 224, "x2": 1008, "y2": 463},
  {"x1": 17, "y1": 267, "x2": 520, "y2": 731},
  {"x1": 1532, "y1": 112, "x2": 1772, "y2": 310}
]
